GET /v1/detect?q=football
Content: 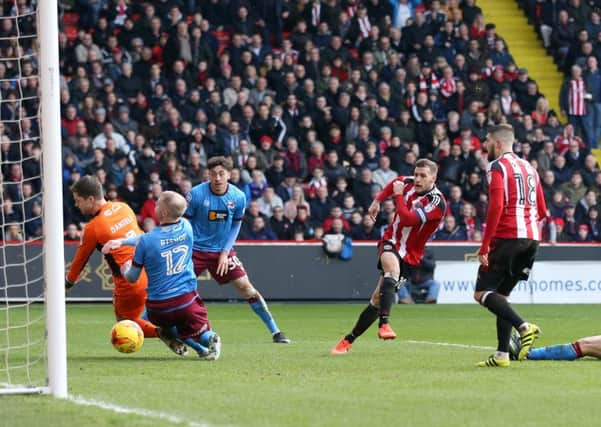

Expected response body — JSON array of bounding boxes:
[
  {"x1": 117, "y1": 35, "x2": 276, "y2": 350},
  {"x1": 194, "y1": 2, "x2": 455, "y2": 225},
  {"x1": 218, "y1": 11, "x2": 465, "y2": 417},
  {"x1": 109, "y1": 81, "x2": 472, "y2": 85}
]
[{"x1": 110, "y1": 320, "x2": 144, "y2": 354}]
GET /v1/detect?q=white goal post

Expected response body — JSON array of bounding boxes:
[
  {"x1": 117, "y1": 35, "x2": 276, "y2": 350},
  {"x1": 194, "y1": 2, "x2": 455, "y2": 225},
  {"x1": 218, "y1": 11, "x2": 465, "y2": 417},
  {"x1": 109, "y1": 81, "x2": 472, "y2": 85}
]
[
  {"x1": 0, "y1": 0, "x2": 66, "y2": 397},
  {"x1": 39, "y1": 0, "x2": 67, "y2": 398}
]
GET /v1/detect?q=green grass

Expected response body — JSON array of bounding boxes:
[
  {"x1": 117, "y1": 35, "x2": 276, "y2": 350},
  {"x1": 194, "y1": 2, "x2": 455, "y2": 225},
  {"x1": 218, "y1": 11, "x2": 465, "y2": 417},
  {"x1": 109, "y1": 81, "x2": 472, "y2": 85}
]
[{"x1": 2, "y1": 304, "x2": 601, "y2": 427}]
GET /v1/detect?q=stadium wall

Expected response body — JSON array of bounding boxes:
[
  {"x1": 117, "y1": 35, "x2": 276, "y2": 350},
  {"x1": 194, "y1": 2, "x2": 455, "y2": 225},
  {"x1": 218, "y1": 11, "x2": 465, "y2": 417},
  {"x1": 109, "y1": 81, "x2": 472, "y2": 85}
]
[{"x1": 2, "y1": 242, "x2": 601, "y2": 303}]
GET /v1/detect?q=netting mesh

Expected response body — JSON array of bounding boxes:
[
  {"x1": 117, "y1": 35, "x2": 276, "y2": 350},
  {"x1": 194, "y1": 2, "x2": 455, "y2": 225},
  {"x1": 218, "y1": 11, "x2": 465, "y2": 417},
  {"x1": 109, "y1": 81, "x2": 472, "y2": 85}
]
[{"x1": 0, "y1": 0, "x2": 47, "y2": 392}]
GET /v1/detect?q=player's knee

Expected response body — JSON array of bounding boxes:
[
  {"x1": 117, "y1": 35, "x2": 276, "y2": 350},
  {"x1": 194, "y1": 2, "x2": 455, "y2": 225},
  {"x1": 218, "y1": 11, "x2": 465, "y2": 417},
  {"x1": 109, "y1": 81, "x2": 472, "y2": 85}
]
[
  {"x1": 382, "y1": 271, "x2": 400, "y2": 289},
  {"x1": 232, "y1": 278, "x2": 256, "y2": 298},
  {"x1": 369, "y1": 297, "x2": 380, "y2": 308},
  {"x1": 473, "y1": 291, "x2": 484, "y2": 304},
  {"x1": 241, "y1": 284, "x2": 258, "y2": 299}
]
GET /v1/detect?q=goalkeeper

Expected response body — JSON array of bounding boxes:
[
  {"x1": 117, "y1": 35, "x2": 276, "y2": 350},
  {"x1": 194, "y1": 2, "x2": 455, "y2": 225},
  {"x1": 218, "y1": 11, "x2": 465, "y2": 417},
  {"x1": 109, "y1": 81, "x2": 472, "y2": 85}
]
[{"x1": 103, "y1": 191, "x2": 220, "y2": 360}]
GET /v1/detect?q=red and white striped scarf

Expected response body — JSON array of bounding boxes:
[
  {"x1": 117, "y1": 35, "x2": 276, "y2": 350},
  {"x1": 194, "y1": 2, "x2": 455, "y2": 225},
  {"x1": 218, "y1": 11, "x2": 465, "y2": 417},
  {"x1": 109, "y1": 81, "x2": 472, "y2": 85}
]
[
  {"x1": 358, "y1": 16, "x2": 371, "y2": 38},
  {"x1": 346, "y1": 0, "x2": 359, "y2": 18},
  {"x1": 439, "y1": 78, "x2": 456, "y2": 98},
  {"x1": 312, "y1": 4, "x2": 321, "y2": 27},
  {"x1": 419, "y1": 73, "x2": 440, "y2": 92}
]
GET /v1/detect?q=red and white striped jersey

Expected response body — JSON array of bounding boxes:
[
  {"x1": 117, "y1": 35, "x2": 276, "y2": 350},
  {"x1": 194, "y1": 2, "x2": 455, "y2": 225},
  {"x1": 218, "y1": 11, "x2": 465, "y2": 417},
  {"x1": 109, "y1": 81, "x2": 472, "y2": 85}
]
[
  {"x1": 568, "y1": 78, "x2": 586, "y2": 116},
  {"x1": 479, "y1": 152, "x2": 547, "y2": 254},
  {"x1": 376, "y1": 177, "x2": 446, "y2": 266}
]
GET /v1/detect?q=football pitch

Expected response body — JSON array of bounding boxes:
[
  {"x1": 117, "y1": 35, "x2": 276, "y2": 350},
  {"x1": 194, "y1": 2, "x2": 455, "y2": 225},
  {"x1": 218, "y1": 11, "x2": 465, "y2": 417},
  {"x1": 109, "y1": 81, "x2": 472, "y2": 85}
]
[{"x1": 2, "y1": 303, "x2": 601, "y2": 427}]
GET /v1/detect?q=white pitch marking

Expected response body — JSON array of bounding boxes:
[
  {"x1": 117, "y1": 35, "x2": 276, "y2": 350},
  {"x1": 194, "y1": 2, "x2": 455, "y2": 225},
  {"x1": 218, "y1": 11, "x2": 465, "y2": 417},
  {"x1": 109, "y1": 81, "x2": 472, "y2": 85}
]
[
  {"x1": 403, "y1": 340, "x2": 495, "y2": 351},
  {"x1": 68, "y1": 394, "x2": 218, "y2": 427}
]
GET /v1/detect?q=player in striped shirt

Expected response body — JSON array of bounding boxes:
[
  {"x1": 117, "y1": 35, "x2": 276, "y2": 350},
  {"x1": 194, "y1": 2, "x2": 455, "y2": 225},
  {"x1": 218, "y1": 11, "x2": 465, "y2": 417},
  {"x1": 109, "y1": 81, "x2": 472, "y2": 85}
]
[
  {"x1": 475, "y1": 124, "x2": 548, "y2": 368},
  {"x1": 331, "y1": 159, "x2": 446, "y2": 354}
]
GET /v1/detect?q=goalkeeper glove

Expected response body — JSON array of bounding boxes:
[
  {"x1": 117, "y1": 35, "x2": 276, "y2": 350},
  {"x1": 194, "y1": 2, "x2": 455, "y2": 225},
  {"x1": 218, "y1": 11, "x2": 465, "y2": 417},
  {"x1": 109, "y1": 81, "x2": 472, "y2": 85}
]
[{"x1": 65, "y1": 278, "x2": 75, "y2": 291}]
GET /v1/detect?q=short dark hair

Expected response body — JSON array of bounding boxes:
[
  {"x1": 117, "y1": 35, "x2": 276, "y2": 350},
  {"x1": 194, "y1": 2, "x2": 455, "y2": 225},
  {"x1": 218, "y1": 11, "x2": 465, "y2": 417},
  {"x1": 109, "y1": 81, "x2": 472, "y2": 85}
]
[
  {"x1": 71, "y1": 175, "x2": 104, "y2": 200},
  {"x1": 207, "y1": 156, "x2": 233, "y2": 171}
]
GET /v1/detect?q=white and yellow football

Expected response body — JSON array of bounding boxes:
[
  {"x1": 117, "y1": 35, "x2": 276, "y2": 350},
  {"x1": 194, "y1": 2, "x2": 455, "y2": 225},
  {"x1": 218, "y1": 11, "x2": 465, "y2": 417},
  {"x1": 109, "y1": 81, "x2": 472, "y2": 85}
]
[{"x1": 110, "y1": 320, "x2": 144, "y2": 354}]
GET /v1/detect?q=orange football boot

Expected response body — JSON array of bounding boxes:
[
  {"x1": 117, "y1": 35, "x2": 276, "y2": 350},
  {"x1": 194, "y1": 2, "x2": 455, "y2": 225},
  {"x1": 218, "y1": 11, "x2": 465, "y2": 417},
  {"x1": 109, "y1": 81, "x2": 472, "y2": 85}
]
[
  {"x1": 330, "y1": 337, "x2": 352, "y2": 355},
  {"x1": 378, "y1": 323, "x2": 397, "y2": 340}
]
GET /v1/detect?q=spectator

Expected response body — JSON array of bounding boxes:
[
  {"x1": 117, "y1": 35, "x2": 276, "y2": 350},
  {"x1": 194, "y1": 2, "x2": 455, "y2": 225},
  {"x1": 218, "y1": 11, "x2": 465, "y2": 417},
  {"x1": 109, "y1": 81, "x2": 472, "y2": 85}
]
[
  {"x1": 242, "y1": 216, "x2": 277, "y2": 241},
  {"x1": 561, "y1": 171, "x2": 587, "y2": 204},
  {"x1": 64, "y1": 223, "x2": 81, "y2": 242},
  {"x1": 139, "y1": 182, "x2": 161, "y2": 226},
  {"x1": 292, "y1": 205, "x2": 314, "y2": 239},
  {"x1": 351, "y1": 214, "x2": 380, "y2": 240},
  {"x1": 284, "y1": 184, "x2": 311, "y2": 222},
  {"x1": 552, "y1": 155, "x2": 572, "y2": 185},
  {"x1": 397, "y1": 249, "x2": 441, "y2": 304},
  {"x1": 323, "y1": 206, "x2": 351, "y2": 233},
  {"x1": 435, "y1": 215, "x2": 467, "y2": 240},
  {"x1": 575, "y1": 224, "x2": 592, "y2": 242},
  {"x1": 284, "y1": 137, "x2": 309, "y2": 181},
  {"x1": 249, "y1": 170, "x2": 268, "y2": 200},
  {"x1": 559, "y1": 65, "x2": 589, "y2": 145},
  {"x1": 575, "y1": 189, "x2": 598, "y2": 223},
  {"x1": 269, "y1": 206, "x2": 293, "y2": 240},
  {"x1": 258, "y1": 186, "x2": 284, "y2": 218},
  {"x1": 372, "y1": 155, "x2": 398, "y2": 189},
  {"x1": 310, "y1": 185, "x2": 336, "y2": 225}
]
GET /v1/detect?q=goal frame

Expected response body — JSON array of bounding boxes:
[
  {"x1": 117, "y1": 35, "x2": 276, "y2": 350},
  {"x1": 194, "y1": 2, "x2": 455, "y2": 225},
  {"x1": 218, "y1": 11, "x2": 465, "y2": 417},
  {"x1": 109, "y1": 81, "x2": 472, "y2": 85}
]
[{"x1": 39, "y1": 0, "x2": 67, "y2": 398}]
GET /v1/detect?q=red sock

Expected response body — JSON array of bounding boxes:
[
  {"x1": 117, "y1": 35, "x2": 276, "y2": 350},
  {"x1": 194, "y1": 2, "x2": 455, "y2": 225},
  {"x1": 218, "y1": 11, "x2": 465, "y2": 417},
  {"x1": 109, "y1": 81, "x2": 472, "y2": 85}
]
[
  {"x1": 134, "y1": 318, "x2": 159, "y2": 338},
  {"x1": 572, "y1": 341, "x2": 584, "y2": 358}
]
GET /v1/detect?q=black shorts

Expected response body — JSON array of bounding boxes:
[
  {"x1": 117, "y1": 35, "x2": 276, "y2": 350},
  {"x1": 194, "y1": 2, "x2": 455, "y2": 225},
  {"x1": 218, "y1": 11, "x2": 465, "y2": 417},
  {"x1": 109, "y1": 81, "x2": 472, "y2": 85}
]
[
  {"x1": 476, "y1": 238, "x2": 539, "y2": 295},
  {"x1": 376, "y1": 240, "x2": 414, "y2": 282}
]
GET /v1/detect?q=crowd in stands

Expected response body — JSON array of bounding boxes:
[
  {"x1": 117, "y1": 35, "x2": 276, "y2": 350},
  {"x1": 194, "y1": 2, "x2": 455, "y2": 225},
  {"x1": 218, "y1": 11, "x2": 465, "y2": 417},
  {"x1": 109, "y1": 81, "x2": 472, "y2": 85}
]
[{"x1": 2, "y1": 0, "x2": 601, "y2": 243}]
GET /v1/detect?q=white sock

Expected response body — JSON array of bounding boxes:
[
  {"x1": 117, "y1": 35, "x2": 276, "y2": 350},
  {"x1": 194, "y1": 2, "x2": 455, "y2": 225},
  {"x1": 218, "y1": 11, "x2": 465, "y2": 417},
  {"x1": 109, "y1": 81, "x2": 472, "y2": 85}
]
[
  {"x1": 495, "y1": 351, "x2": 509, "y2": 360},
  {"x1": 518, "y1": 322, "x2": 530, "y2": 332}
]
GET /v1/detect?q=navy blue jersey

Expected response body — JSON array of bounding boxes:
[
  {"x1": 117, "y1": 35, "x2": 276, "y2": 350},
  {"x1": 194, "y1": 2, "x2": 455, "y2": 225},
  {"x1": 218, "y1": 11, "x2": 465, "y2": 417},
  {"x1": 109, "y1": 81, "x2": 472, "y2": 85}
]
[
  {"x1": 132, "y1": 219, "x2": 197, "y2": 300},
  {"x1": 185, "y1": 182, "x2": 246, "y2": 252}
]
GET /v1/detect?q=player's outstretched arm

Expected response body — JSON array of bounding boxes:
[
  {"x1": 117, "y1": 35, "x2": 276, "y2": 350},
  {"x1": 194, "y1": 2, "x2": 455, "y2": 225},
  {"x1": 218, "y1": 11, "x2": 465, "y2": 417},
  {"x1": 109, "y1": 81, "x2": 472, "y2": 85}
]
[
  {"x1": 65, "y1": 224, "x2": 98, "y2": 291},
  {"x1": 121, "y1": 260, "x2": 143, "y2": 283},
  {"x1": 101, "y1": 235, "x2": 141, "y2": 254}
]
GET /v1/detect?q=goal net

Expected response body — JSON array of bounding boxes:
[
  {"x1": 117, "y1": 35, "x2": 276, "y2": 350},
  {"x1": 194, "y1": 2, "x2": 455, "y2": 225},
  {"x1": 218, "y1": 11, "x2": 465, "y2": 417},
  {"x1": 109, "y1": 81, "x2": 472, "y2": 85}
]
[{"x1": 0, "y1": 0, "x2": 66, "y2": 396}]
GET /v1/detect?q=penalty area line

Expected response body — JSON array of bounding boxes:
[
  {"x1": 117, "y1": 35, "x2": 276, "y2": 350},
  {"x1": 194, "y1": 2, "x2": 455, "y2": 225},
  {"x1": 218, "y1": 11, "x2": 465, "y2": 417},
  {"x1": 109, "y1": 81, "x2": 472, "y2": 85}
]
[
  {"x1": 403, "y1": 340, "x2": 495, "y2": 351},
  {"x1": 68, "y1": 394, "x2": 217, "y2": 427}
]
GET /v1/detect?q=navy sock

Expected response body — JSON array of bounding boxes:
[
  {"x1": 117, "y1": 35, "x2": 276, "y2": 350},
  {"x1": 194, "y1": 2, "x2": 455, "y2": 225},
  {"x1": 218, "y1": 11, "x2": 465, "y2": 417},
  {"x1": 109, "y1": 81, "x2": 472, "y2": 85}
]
[
  {"x1": 482, "y1": 292, "x2": 524, "y2": 329},
  {"x1": 379, "y1": 276, "x2": 397, "y2": 326},
  {"x1": 248, "y1": 294, "x2": 279, "y2": 334},
  {"x1": 347, "y1": 304, "x2": 379, "y2": 343},
  {"x1": 496, "y1": 317, "x2": 512, "y2": 353}
]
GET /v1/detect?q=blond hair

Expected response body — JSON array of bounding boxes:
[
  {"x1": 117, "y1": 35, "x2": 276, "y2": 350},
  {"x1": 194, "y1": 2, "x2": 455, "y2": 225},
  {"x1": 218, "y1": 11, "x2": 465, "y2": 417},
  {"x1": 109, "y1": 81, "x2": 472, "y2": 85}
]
[
  {"x1": 415, "y1": 158, "x2": 438, "y2": 175},
  {"x1": 159, "y1": 191, "x2": 187, "y2": 222}
]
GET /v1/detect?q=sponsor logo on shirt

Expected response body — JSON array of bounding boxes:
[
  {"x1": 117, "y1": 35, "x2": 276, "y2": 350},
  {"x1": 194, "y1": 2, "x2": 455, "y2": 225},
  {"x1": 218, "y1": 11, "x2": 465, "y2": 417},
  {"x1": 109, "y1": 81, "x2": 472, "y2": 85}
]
[{"x1": 208, "y1": 210, "x2": 229, "y2": 221}]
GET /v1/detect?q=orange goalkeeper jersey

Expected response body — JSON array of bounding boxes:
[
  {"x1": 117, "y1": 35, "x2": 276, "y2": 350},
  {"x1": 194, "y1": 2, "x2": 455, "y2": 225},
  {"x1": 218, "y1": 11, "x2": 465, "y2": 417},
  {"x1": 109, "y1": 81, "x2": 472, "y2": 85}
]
[{"x1": 67, "y1": 201, "x2": 147, "y2": 295}]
